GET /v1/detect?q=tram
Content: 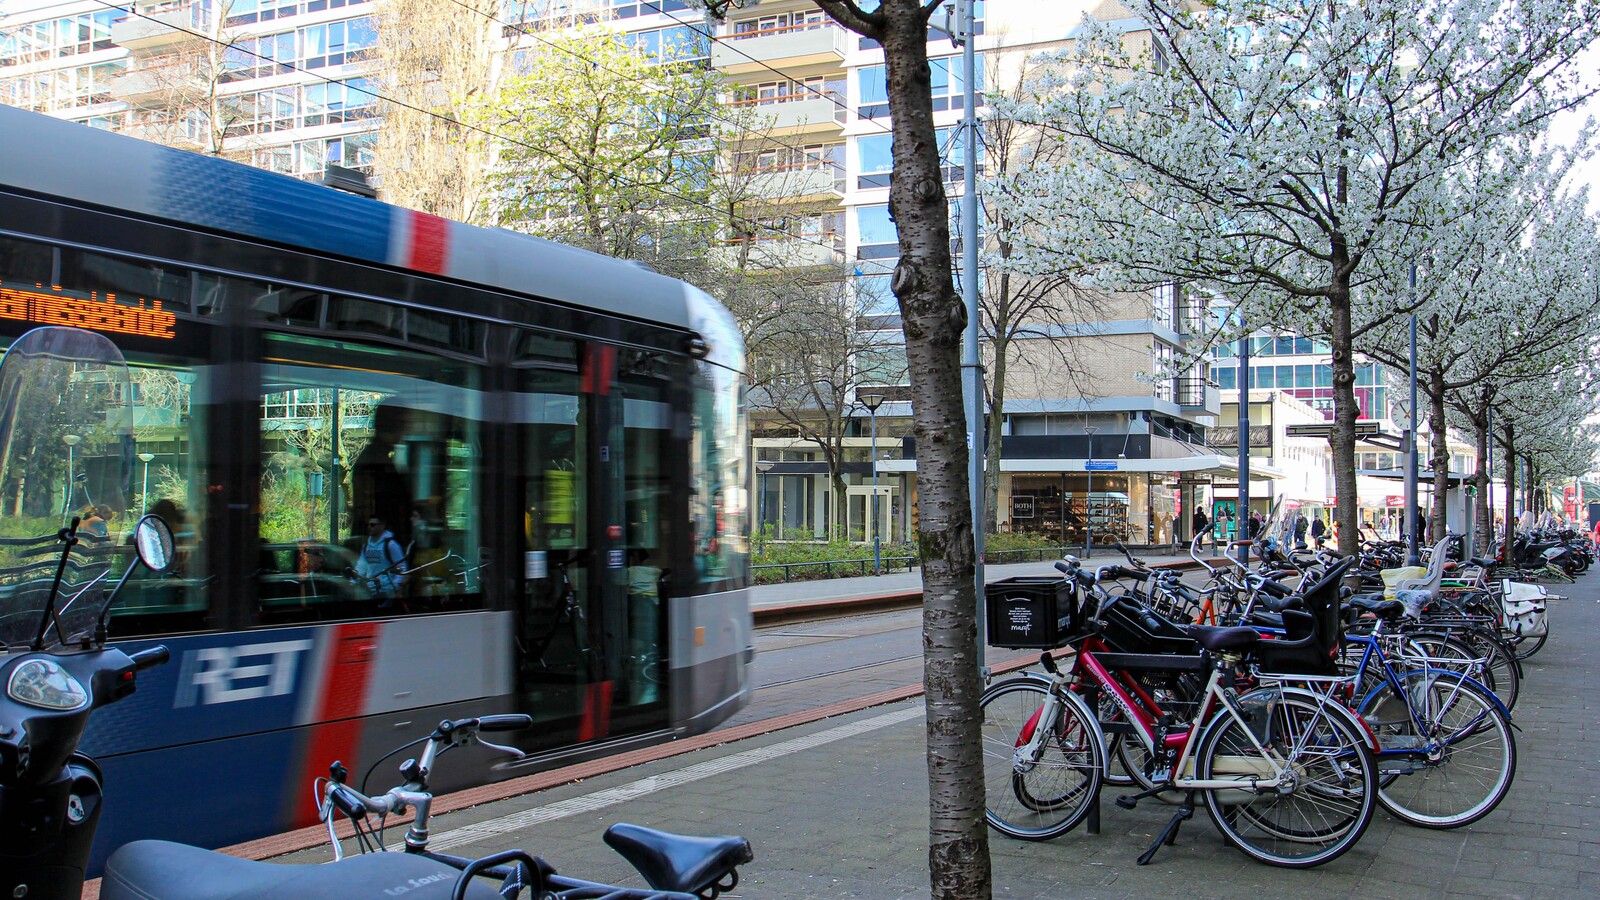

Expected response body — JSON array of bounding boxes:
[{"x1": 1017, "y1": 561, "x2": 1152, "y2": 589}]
[{"x1": 0, "y1": 105, "x2": 753, "y2": 868}]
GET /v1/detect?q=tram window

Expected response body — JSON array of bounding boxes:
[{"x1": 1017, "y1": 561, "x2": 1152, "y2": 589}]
[
  {"x1": 258, "y1": 333, "x2": 486, "y2": 624},
  {"x1": 0, "y1": 233, "x2": 54, "y2": 284},
  {"x1": 691, "y1": 358, "x2": 748, "y2": 587},
  {"x1": 68, "y1": 249, "x2": 193, "y2": 314},
  {"x1": 255, "y1": 287, "x2": 324, "y2": 328},
  {"x1": 106, "y1": 359, "x2": 213, "y2": 637},
  {"x1": 619, "y1": 351, "x2": 674, "y2": 708},
  {"x1": 330, "y1": 294, "x2": 402, "y2": 339},
  {"x1": 410, "y1": 307, "x2": 484, "y2": 355}
]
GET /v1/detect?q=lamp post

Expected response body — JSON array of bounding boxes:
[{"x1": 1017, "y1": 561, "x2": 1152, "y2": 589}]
[
  {"x1": 754, "y1": 459, "x2": 774, "y2": 550},
  {"x1": 62, "y1": 433, "x2": 82, "y2": 517},
  {"x1": 861, "y1": 393, "x2": 885, "y2": 575},
  {"x1": 1083, "y1": 424, "x2": 1099, "y2": 559},
  {"x1": 138, "y1": 452, "x2": 156, "y2": 512}
]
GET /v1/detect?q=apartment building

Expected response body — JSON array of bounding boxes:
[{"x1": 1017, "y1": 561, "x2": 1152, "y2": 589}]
[{"x1": 1, "y1": 0, "x2": 380, "y2": 176}]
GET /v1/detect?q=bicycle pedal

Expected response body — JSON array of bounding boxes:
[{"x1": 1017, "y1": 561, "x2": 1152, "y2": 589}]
[{"x1": 1115, "y1": 795, "x2": 1139, "y2": 810}]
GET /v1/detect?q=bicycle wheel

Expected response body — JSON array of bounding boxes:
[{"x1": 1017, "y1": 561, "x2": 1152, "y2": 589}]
[
  {"x1": 1406, "y1": 632, "x2": 1518, "y2": 713},
  {"x1": 980, "y1": 678, "x2": 1104, "y2": 840},
  {"x1": 1359, "y1": 671, "x2": 1516, "y2": 829},
  {"x1": 1508, "y1": 629, "x2": 1548, "y2": 661},
  {"x1": 1196, "y1": 689, "x2": 1376, "y2": 868}
]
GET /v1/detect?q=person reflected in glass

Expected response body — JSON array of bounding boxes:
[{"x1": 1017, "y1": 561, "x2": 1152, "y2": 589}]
[{"x1": 357, "y1": 514, "x2": 407, "y2": 611}]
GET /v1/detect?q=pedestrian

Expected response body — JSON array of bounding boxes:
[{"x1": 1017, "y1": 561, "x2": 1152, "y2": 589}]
[
  {"x1": 1310, "y1": 514, "x2": 1327, "y2": 550},
  {"x1": 1248, "y1": 511, "x2": 1263, "y2": 539},
  {"x1": 1413, "y1": 508, "x2": 1428, "y2": 544},
  {"x1": 1192, "y1": 507, "x2": 1210, "y2": 544},
  {"x1": 357, "y1": 514, "x2": 407, "y2": 610},
  {"x1": 1294, "y1": 513, "x2": 1309, "y2": 547}
]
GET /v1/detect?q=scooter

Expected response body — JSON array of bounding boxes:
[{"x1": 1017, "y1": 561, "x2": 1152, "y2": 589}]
[{"x1": 0, "y1": 327, "x2": 751, "y2": 899}]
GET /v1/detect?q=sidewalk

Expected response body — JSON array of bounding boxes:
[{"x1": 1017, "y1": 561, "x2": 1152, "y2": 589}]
[{"x1": 279, "y1": 572, "x2": 1593, "y2": 899}]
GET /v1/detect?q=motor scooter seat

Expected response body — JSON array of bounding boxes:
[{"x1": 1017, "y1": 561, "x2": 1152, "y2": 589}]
[{"x1": 101, "y1": 840, "x2": 502, "y2": 900}]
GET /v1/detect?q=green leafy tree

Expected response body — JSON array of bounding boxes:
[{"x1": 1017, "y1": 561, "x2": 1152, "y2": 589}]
[{"x1": 477, "y1": 28, "x2": 723, "y2": 279}]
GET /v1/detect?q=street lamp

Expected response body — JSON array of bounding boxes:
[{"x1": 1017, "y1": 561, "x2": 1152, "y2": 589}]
[
  {"x1": 138, "y1": 452, "x2": 156, "y2": 511},
  {"x1": 62, "y1": 433, "x2": 82, "y2": 517},
  {"x1": 1083, "y1": 424, "x2": 1099, "y2": 560},
  {"x1": 754, "y1": 459, "x2": 774, "y2": 549},
  {"x1": 861, "y1": 393, "x2": 885, "y2": 575}
]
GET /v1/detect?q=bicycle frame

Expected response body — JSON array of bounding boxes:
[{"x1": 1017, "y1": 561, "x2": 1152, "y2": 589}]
[
  {"x1": 1339, "y1": 632, "x2": 1508, "y2": 761},
  {"x1": 1066, "y1": 642, "x2": 1300, "y2": 794}
]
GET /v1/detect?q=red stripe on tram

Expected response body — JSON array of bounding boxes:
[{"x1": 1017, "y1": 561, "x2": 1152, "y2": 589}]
[
  {"x1": 294, "y1": 622, "x2": 382, "y2": 826},
  {"x1": 577, "y1": 681, "x2": 613, "y2": 742},
  {"x1": 406, "y1": 212, "x2": 450, "y2": 274}
]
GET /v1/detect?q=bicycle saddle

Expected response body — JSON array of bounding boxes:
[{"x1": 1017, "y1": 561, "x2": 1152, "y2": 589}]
[
  {"x1": 604, "y1": 823, "x2": 753, "y2": 895},
  {"x1": 102, "y1": 840, "x2": 503, "y2": 900},
  {"x1": 1344, "y1": 596, "x2": 1405, "y2": 619},
  {"x1": 1182, "y1": 624, "x2": 1260, "y2": 653}
]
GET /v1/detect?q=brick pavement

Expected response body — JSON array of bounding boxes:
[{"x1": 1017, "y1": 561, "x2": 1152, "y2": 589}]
[{"x1": 270, "y1": 572, "x2": 1596, "y2": 898}]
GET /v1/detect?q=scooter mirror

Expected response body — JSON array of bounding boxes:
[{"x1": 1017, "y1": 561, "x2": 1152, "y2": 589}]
[{"x1": 134, "y1": 514, "x2": 176, "y2": 574}]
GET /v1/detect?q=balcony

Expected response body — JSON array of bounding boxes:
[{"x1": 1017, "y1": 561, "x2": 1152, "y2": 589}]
[
  {"x1": 717, "y1": 233, "x2": 845, "y2": 270},
  {"x1": 714, "y1": 23, "x2": 848, "y2": 72},
  {"x1": 112, "y1": 5, "x2": 210, "y2": 52},
  {"x1": 1175, "y1": 377, "x2": 1221, "y2": 416},
  {"x1": 110, "y1": 68, "x2": 205, "y2": 107},
  {"x1": 746, "y1": 165, "x2": 844, "y2": 200},
  {"x1": 729, "y1": 94, "x2": 845, "y2": 132}
]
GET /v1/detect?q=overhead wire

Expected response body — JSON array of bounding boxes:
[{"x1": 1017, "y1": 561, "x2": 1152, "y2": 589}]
[{"x1": 84, "y1": 0, "x2": 849, "y2": 255}]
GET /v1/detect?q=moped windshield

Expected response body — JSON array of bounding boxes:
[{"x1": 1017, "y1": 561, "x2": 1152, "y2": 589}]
[{"x1": 0, "y1": 327, "x2": 132, "y2": 651}]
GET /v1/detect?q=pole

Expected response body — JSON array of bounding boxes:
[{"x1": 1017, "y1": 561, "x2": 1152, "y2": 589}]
[
  {"x1": 956, "y1": 0, "x2": 986, "y2": 671},
  {"x1": 1405, "y1": 268, "x2": 1420, "y2": 565},
  {"x1": 139, "y1": 452, "x2": 155, "y2": 511},
  {"x1": 1237, "y1": 318, "x2": 1250, "y2": 566},
  {"x1": 1487, "y1": 403, "x2": 1495, "y2": 554},
  {"x1": 871, "y1": 406, "x2": 881, "y2": 575},
  {"x1": 1083, "y1": 425, "x2": 1098, "y2": 559}
]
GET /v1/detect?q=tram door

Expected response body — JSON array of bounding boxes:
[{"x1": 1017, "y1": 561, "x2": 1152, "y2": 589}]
[{"x1": 515, "y1": 339, "x2": 668, "y2": 745}]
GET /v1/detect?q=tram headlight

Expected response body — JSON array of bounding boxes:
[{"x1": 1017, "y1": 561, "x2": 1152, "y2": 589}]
[{"x1": 7, "y1": 658, "x2": 89, "y2": 711}]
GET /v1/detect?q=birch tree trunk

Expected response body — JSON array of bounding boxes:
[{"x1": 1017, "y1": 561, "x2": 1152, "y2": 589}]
[{"x1": 812, "y1": 2, "x2": 991, "y2": 896}]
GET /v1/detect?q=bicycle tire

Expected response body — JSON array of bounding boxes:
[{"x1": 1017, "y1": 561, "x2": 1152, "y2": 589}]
[
  {"x1": 1405, "y1": 632, "x2": 1518, "y2": 713},
  {"x1": 1509, "y1": 629, "x2": 1548, "y2": 661},
  {"x1": 980, "y1": 678, "x2": 1104, "y2": 841},
  {"x1": 1196, "y1": 688, "x2": 1377, "y2": 868},
  {"x1": 1359, "y1": 671, "x2": 1516, "y2": 829}
]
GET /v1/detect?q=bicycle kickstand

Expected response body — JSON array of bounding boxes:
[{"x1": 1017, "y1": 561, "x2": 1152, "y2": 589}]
[{"x1": 1136, "y1": 792, "x2": 1195, "y2": 866}]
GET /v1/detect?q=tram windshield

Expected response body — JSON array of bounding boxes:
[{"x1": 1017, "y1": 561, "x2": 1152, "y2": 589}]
[{"x1": 0, "y1": 326, "x2": 132, "y2": 650}]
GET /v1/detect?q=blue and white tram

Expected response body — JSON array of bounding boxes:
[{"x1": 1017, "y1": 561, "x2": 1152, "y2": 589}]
[{"x1": 0, "y1": 105, "x2": 752, "y2": 868}]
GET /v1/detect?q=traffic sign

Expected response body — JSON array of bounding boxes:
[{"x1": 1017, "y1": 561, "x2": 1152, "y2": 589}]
[{"x1": 1085, "y1": 460, "x2": 1118, "y2": 471}]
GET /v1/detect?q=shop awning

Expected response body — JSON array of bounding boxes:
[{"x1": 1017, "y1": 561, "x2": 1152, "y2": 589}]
[{"x1": 875, "y1": 454, "x2": 1288, "y2": 480}]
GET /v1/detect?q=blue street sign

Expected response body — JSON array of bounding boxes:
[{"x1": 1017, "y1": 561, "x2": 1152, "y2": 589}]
[{"x1": 1085, "y1": 460, "x2": 1117, "y2": 472}]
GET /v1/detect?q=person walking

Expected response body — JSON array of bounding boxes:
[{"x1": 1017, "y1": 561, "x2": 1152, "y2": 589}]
[
  {"x1": 1310, "y1": 514, "x2": 1328, "y2": 550},
  {"x1": 1294, "y1": 513, "x2": 1309, "y2": 546},
  {"x1": 1192, "y1": 507, "x2": 1210, "y2": 544}
]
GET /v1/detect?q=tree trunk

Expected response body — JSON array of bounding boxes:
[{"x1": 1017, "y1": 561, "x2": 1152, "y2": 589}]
[
  {"x1": 1327, "y1": 273, "x2": 1360, "y2": 555},
  {"x1": 1427, "y1": 369, "x2": 1450, "y2": 545},
  {"x1": 1471, "y1": 410, "x2": 1492, "y2": 555},
  {"x1": 984, "y1": 333, "x2": 1008, "y2": 536},
  {"x1": 1499, "y1": 423, "x2": 1517, "y2": 555},
  {"x1": 820, "y1": 3, "x2": 992, "y2": 896}
]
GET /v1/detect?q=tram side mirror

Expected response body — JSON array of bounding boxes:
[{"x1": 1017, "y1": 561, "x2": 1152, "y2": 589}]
[{"x1": 134, "y1": 515, "x2": 176, "y2": 574}]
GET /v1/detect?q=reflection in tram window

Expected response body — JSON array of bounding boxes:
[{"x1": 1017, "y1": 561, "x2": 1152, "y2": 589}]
[{"x1": 257, "y1": 332, "x2": 485, "y2": 623}]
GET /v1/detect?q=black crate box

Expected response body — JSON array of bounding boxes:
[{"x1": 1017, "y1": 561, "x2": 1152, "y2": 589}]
[{"x1": 985, "y1": 576, "x2": 1077, "y2": 649}]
